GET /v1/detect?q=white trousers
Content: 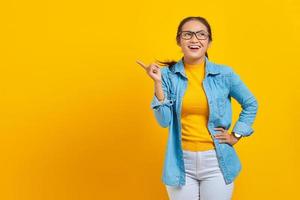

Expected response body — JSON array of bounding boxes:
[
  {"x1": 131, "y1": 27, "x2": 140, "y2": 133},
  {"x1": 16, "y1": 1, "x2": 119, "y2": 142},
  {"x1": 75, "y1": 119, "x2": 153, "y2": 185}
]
[{"x1": 166, "y1": 149, "x2": 234, "y2": 200}]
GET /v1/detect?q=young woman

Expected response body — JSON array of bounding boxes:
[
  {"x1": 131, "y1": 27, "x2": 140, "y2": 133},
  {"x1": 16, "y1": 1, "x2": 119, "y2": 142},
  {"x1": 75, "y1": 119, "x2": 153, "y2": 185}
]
[{"x1": 136, "y1": 16, "x2": 258, "y2": 200}]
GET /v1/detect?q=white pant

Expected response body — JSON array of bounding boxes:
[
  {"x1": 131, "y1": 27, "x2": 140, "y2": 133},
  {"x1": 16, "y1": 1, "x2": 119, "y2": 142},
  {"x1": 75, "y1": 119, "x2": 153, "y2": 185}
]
[{"x1": 166, "y1": 149, "x2": 234, "y2": 200}]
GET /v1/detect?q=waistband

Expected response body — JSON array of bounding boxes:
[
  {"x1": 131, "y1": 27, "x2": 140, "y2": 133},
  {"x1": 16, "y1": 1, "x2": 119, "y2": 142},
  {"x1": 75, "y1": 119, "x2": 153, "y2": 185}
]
[{"x1": 183, "y1": 148, "x2": 216, "y2": 155}]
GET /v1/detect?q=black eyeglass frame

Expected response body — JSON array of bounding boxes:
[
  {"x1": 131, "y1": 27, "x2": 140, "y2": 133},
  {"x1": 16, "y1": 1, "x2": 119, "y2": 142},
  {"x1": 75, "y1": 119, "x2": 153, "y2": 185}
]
[{"x1": 178, "y1": 30, "x2": 210, "y2": 40}]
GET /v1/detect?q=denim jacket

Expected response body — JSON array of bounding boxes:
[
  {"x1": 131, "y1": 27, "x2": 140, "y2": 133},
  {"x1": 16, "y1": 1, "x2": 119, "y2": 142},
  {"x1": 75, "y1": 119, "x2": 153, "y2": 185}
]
[{"x1": 150, "y1": 56, "x2": 258, "y2": 186}]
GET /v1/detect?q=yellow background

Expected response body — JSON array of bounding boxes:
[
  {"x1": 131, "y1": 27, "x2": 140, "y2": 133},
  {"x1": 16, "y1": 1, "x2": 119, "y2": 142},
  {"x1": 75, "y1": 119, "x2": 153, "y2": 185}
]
[{"x1": 1, "y1": 0, "x2": 299, "y2": 199}]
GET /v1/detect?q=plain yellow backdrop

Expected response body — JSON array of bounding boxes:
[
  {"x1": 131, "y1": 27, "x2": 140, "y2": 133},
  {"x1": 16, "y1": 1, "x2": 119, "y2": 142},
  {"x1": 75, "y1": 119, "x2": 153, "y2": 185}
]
[{"x1": 0, "y1": 0, "x2": 299, "y2": 199}]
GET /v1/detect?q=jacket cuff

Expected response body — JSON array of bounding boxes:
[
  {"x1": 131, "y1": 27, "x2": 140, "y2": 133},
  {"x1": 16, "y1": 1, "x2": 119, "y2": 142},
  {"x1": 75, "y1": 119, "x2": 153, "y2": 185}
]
[
  {"x1": 150, "y1": 93, "x2": 174, "y2": 110},
  {"x1": 232, "y1": 121, "x2": 254, "y2": 136}
]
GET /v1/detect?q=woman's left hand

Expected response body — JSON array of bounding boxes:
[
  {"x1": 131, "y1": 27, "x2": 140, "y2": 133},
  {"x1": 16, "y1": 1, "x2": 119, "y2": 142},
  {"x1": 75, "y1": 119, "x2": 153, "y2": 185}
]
[{"x1": 213, "y1": 127, "x2": 240, "y2": 146}]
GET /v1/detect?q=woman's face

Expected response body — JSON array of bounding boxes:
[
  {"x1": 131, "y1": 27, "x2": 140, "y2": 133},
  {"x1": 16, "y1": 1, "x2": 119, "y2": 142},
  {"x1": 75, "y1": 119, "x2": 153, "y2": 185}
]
[{"x1": 177, "y1": 20, "x2": 211, "y2": 62}]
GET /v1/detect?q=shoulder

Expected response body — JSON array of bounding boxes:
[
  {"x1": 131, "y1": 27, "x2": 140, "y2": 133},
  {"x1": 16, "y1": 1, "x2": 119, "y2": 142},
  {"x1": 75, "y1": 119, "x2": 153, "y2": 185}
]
[
  {"x1": 209, "y1": 61, "x2": 244, "y2": 87},
  {"x1": 208, "y1": 60, "x2": 243, "y2": 87},
  {"x1": 157, "y1": 66, "x2": 172, "y2": 87},
  {"x1": 160, "y1": 65, "x2": 174, "y2": 78},
  {"x1": 208, "y1": 60, "x2": 235, "y2": 75},
  {"x1": 160, "y1": 66, "x2": 170, "y2": 74}
]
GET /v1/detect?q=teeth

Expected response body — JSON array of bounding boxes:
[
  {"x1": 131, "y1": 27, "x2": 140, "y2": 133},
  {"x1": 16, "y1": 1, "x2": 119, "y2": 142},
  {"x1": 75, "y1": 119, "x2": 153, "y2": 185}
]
[{"x1": 188, "y1": 45, "x2": 200, "y2": 49}]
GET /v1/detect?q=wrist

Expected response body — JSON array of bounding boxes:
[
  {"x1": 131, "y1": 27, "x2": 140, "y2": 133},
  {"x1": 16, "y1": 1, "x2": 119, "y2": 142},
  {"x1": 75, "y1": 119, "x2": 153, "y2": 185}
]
[
  {"x1": 232, "y1": 131, "x2": 242, "y2": 140},
  {"x1": 154, "y1": 80, "x2": 162, "y2": 85}
]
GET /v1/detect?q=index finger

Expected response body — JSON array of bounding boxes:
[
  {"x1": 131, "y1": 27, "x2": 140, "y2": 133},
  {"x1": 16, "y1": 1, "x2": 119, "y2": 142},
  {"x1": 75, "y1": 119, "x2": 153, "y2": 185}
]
[{"x1": 136, "y1": 60, "x2": 147, "y2": 70}]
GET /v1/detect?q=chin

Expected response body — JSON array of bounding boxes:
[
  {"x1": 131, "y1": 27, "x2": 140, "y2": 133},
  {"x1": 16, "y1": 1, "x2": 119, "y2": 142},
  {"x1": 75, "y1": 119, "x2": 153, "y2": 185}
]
[{"x1": 185, "y1": 54, "x2": 203, "y2": 60}]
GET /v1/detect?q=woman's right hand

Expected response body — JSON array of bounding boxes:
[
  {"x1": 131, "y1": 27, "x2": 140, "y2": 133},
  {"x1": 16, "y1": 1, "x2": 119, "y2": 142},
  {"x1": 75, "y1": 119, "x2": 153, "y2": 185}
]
[{"x1": 136, "y1": 60, "x2": 162, "y2": 83}]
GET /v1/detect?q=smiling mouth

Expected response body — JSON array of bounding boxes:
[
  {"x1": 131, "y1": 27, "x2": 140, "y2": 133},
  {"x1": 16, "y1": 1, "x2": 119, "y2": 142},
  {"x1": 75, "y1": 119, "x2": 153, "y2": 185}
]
[{"x1": 188, "y1": 45, "x2": 201, "y2": 50}]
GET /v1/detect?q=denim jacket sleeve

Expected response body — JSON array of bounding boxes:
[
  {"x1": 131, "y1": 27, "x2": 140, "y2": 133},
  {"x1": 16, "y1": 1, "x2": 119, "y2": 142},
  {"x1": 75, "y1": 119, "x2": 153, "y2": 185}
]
[
  {"x1": 229, "y1": 69, "x2": 258, "y2": 136},
  {"x1": 150, "y1": 68, "x2": 174, "y2": 128}
]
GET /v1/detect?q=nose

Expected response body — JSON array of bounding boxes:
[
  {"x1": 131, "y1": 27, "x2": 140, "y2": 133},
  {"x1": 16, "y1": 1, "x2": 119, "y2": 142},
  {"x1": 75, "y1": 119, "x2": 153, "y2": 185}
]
[{"x1": 190, "y1": 33, "x2": 199, "y2": 42}]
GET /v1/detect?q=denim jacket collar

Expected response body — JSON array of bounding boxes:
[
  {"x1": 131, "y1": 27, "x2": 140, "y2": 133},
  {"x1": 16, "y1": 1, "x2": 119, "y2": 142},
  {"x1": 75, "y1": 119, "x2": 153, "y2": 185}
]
[{"x1": 172, "y1": 56, "x2": 221, "y2": 78}]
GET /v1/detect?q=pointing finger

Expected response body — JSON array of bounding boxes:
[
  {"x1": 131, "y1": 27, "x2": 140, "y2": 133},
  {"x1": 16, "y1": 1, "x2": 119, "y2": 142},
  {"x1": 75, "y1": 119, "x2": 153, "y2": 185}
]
[{"x1": 136, "y1": 60, "x2": 147, "y2": 70}]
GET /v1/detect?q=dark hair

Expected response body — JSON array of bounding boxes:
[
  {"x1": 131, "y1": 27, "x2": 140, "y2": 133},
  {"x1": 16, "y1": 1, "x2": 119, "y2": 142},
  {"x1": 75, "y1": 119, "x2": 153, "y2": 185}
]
[{"x1": 156, "y1": 16, "x2": 213, "y2": 67}]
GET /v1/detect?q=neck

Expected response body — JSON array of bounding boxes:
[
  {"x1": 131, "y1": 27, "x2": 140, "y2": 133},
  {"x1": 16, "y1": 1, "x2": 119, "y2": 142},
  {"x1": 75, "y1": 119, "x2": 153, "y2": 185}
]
[{"x1": 183, "y1": 56, "x2": 205, "y2": 65}]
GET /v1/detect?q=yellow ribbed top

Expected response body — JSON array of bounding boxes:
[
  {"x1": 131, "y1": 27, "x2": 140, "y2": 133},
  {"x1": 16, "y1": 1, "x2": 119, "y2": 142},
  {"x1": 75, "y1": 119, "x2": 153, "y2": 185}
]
[{"x1": 181, "y1": 60, "x2": 215, "y2": 151}]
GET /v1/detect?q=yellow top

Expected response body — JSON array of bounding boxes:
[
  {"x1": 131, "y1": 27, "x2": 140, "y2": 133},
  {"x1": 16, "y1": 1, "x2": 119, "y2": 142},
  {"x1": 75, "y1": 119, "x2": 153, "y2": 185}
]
[{"x1": 181, "y1": 60, "x2": 215, "y2": 151}]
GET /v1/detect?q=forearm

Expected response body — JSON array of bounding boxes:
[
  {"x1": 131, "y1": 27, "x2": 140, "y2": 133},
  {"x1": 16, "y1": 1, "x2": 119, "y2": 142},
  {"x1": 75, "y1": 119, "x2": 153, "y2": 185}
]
[
  {"x1": 150, "y1": 79, "x2": 173, "y2": 128},
  {"x1": 154, "y1": 81, "x2": 165, "y2": 102}
]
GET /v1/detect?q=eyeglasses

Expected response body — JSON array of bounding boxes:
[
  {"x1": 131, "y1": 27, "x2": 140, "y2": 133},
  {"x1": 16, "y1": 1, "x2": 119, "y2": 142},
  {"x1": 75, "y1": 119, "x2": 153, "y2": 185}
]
[{"x1": 178, "y1": 31, "x2": 209, "y2": 40}]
